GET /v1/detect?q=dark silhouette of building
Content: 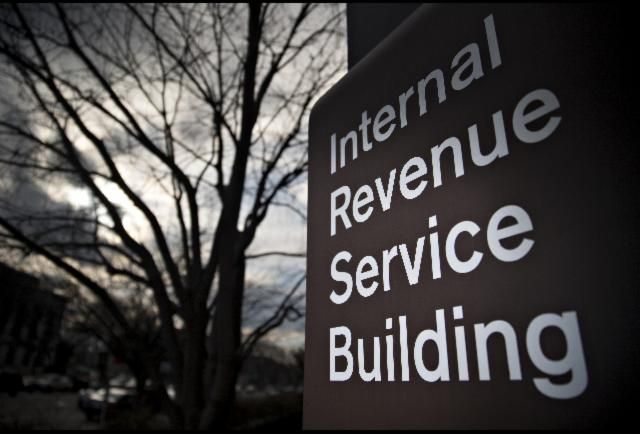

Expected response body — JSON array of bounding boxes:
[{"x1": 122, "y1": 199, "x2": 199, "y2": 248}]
[{"x1": 0, "y1": 262, "x2": 67, "y2": 388}]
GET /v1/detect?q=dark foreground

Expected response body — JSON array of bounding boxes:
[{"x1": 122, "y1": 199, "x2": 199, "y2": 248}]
[{"x1": 0, "y1": 390, "x2": 302, "y2": 430}]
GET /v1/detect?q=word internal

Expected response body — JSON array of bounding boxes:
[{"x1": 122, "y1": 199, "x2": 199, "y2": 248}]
[
  {"x1": 330, "y1": 306, "x2": 588, "y2": 400},
  {"x1": 330, "y1": 14, "x2": 502, "y2": 174}
]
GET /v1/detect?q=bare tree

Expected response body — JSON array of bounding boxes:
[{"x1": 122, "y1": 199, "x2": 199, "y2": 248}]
[{"x1": 0, "y1": 3, "x2": 344, "y2": 429}]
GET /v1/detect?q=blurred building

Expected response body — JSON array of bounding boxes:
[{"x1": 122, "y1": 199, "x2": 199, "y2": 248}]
[
  {"x1": 236, "y1": 339, "x2": 303, "y2": 396},
  {"x1": 0, "y1": 262, "x2": 67, "y2": 376}
]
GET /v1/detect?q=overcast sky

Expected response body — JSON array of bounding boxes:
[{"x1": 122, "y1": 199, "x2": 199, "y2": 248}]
[{"x1": 0, "y1": 3, "x2": 347, "y2": 345}]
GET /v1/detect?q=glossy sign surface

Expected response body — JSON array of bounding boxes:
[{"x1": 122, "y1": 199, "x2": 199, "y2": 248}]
[{"x1": 304, "y1": 4, "x2": 638, "y2": 429}]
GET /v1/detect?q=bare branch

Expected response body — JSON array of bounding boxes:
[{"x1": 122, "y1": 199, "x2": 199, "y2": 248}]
[
  {"x1": 245, "y1": 250, "x2": 306, "y2": 260},
  {"x1": 239, "y1": 273, "x2": 306, "y2": 362}
]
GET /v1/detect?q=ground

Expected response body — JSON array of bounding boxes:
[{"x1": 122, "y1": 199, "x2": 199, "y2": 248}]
[
  {"x1": 0, "y1": 390, "x2": 303, "y2": 430},
  {"x1": 0, "y1": 391, "x2": 99, "y2": 430}
]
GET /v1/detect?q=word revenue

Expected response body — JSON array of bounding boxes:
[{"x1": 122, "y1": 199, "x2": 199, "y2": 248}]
[{"x1": 329, "y1": 306, "x2": 588, "y2": 400}]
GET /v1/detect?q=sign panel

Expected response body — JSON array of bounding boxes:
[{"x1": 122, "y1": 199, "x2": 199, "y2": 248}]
[{"x1": 304, "y1": 4, "x2": 639, "y2": 429}]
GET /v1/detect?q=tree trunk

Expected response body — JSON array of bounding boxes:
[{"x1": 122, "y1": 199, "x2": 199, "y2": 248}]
[
  {"x1": 199, "y1": 241, "x2": 246, "y2": 429},
  {"x1": 132, "y1": 368, "x2": 147, "y2": 394},
  {"x1": 180, "y1": 296, "x2": 208, "y2": 429}
]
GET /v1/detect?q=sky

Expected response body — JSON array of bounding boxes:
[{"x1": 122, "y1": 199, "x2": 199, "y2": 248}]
[{"x1": 0, "y1": 3, "x2": 347, "y2": 345}]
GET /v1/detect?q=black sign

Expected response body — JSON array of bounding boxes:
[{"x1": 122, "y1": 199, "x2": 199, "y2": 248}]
[{"x1": 304, "y1": 4, "x2": 639, "y2": 429}]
